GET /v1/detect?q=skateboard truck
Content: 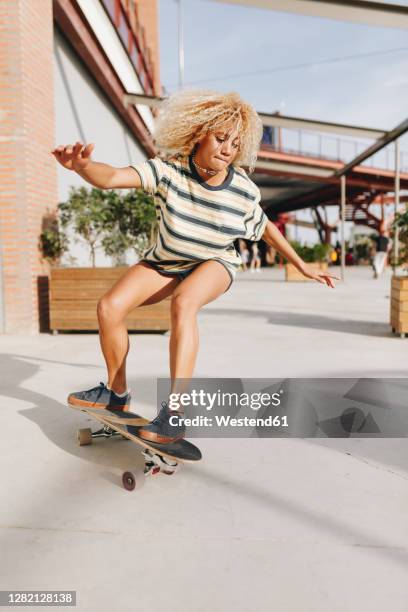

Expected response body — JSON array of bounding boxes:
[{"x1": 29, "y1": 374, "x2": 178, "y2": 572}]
[
  {"x1": 142, "y1": 448, "x2": 179, "y2": 475},
  {"x1": 122, "y1": 451, "x2": 179, "y2": 491},
  {"x1": 77, "y1": 425, "x2": 125, "y2": 445}
]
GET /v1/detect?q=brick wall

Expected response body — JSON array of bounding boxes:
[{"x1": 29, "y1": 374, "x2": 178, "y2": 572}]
[
  {"x1": 0, "y1": 0, "x2": 160, "y2": 334},
  {"x1": 0, "y1": 0, "x2": 57, "y2": 334}
]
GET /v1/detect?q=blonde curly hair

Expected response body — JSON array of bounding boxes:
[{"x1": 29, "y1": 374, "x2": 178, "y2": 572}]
[{"x1": 153, "y1": 88, "x2": 263, "y2": 173}]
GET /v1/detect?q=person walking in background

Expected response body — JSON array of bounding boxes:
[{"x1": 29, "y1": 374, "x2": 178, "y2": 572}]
[
  {"x1": 373, "y1": 221, "x2": 391, "y2": 278},
  {"x1": 248, "y1": 240, "x2": 261, "y2": 273},
  {"x1": 237, "y1": 238, "x2": 250, "y2": 271},
  {"x1": 265, "y1": 244, "x2": 277, "y2": 267}
]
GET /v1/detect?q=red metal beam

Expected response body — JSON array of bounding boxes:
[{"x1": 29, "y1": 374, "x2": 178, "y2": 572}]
[
  {"x1": 256, "y1": 148, "x2": 408, "y2": 190},
  {"x1": 257, "y1": 148, "x2": 408, "y2": 190}
]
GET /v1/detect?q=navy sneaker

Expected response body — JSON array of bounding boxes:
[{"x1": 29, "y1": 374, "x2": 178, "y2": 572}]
[
  {"x1": 67, "y1": 382, "x2": 131, "y2": 411},
  {"x1": 138, "y1": 400, "x2": 186, "y2": 444}
]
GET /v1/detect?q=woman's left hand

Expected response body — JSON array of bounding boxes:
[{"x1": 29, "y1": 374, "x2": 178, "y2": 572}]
[{"x1": 299, "y1": 265, "x2": 341, "y2": 288}]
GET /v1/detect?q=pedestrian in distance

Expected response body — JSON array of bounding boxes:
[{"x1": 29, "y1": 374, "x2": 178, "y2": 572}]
[
  {"x1": 248, "y1": 240, "x2": 262, "y2": 273},
  {"x1": 372, "y1": 220, "x2": 391, "y2": 279},
  {"x1": 237, "y1": 239, "x2": 250, "y2": 271}
]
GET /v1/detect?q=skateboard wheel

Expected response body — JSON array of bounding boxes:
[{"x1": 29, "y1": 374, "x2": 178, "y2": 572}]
[
  {"x1": 122, "y1": 470, "x2": 145, "y2": 491},
  {"x1": 77, "y1": 428, "x2": 92, "y2": 446},
  {"x1": 122, "y1": 471, "x2": 136, "y2": 491}
]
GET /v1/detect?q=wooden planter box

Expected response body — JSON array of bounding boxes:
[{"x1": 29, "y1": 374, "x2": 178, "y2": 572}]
[
  {"x1": 391, "y1": 275, "x2": 408, "y2": 338},
  {"x1": 50, "y1": 268, "x2": 171, "y2": 332},
  {"x1": 285, "y1": 262, "x2": 328, "y2": 282}
]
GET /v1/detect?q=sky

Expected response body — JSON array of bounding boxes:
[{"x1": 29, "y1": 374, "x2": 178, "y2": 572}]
[
  {"x1": 158, "y1": 0, "x2": 408, "y2": 129},
  {"x1": 157, "y1": 0, "x2": 408, "y2": 241}
]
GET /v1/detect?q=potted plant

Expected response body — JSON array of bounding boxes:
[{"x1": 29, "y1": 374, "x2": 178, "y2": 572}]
[
  {"x1": 390, "y1": 207, "x2": 408, "y2": 338},
  {"x1": 38, "y1": 213, "x2": 70, "y2": 332},
  {"x1": 285, "y1": 240, "x2": 330, "y2": 281},
  {"x1": 39, "y1": 212, "x2": 69, "y2": 266},
  {"x1": 353, "y1": 234, "x2": 374, "y2": 266},
  {"x1": 45, "y1": 186, "x2": 170, "y2": 333}
]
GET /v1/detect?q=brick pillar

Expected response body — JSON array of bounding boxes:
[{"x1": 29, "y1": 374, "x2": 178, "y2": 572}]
[{"x1": 0, "y1": 0, "x2": 57, "y2": 334}]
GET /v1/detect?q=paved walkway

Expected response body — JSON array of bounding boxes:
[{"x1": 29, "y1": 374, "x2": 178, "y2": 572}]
[{"x1": 0, "y1": 266, "x2": 407, "y2": 611}]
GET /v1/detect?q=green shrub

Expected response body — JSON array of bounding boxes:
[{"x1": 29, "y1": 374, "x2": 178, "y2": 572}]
[
  {"x1": 39, "y1": 214, "x2": 68, "y2": 265},
  {"x1": 288, "y1": 240, "x2": 331, "y2": 263},
  {"x1": 55, "y1": 186, "x2": 156, "y2": 267},
  {"x1": 392, "y1": 206, "x2": 408, "y2": 267},
  {"x1": 353, "y1": 234, "x2": 373, "y2": 261},
  {"x1": 313, "y1": 243, "x2": 331, "y2": 262}
]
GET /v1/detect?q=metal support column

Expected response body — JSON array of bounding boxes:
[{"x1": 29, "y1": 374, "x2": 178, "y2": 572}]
[
  {"x1": 394, "y1": 139, "x2": 400, "y2": 270},
  {"x1": 340, "y1": 175, "x2": 346, "y2": 280},
  {"x1": 176, "y1": 0, "x2": 185, "y2": 89}
]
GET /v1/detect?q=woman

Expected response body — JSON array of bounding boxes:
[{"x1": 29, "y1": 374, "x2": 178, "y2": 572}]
[{"x1": 51, "y1": 89, "x2": 339, "y2": 443}]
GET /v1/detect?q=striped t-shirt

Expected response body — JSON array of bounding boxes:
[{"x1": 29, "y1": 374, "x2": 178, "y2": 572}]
[{"x1": 130, "y1": 152, "x2": 268, "y2": 283}]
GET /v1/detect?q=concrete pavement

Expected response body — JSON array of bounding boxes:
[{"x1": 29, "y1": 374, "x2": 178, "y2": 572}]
[{"x1": 0, "y1": 265, "x2": 407, "y2": 611}]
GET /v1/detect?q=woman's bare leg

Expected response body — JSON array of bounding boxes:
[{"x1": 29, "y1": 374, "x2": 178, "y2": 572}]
[
  {"x1": 169, "y1": 260, "x2": 231, "y2": 397},
  {"x1": 138, "y1": 260, "x2": 232, "y2": 442},
  {"x1": 97, "y1": 263, "x2": 180, "y2": 394}
]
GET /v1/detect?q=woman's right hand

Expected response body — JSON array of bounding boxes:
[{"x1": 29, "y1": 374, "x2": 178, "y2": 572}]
[{"x1": 51, "y1": 141, "x2": 95, "y2": 172}]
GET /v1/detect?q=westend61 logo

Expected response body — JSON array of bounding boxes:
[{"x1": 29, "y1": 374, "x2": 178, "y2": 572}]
[{"x1": 157, "y1": 377, "x2": 408, "y2": 438}]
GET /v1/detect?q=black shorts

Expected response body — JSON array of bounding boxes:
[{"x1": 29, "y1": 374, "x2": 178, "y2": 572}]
[{"x1": 140, "y1": 259, "x2": 234, "y2": 293}]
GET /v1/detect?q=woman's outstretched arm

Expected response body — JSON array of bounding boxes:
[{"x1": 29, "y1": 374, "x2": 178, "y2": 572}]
[
  {"x1": 261, "y1": 220, "x2": 340, "y2": 288},
  {"x1": 51, "y1": 141, "x2": 142, "y2": 190}
]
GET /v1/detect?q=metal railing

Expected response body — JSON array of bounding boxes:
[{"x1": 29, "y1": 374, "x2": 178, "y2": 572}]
[{"x1": 261, "y1": 127, "x2": 408, "y2": 173}]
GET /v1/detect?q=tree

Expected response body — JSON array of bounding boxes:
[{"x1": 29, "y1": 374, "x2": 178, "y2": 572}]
[
  {"x1": 56, "y1": 185, "x2": 157, "y2": 267},
  {"x1": 58, "y1": 186, "x2": 113, "y2": 267},
  {"x1": 101, "y1": 189, "x2": 157, "y2": 264}
]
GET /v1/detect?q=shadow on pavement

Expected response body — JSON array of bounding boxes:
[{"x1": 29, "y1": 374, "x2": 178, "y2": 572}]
[
  {"x1": 201, "y1": 308, "x2": 392, "y2": 337},
  {"x1": 0, "y1": 353, "x2": 158, "y2": 481}
]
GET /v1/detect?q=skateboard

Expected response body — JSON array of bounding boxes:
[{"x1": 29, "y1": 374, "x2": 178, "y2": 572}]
[{"x1": 69, "y1": 404, "x2": 202, "y2": 491}]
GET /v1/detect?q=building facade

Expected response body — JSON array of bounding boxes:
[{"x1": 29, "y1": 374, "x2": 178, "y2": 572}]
[{"x1": 0, "y1": 0, "x2": 160, "y2": 333}]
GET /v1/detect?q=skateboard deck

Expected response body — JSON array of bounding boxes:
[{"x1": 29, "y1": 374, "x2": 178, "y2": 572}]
[
  {"x1": 69, "y1": 403, "x2": 202, "y2": 491},
  {"x1": 69, "y1": 403, "x2": 150, "y2": 426}
]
